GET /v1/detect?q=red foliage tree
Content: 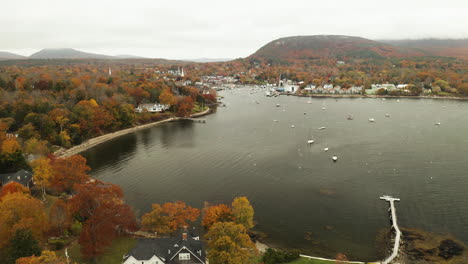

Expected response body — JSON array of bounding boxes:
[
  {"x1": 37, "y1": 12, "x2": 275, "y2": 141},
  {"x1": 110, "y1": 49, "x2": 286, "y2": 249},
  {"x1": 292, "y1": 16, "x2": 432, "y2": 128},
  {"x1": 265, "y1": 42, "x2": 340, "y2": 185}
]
[
  {"x1": 176, "y1": 96, "x2": 194, "y2": 117},
  {"x1": 69, "y1": 180, "x2": 137, "y2": 259}
]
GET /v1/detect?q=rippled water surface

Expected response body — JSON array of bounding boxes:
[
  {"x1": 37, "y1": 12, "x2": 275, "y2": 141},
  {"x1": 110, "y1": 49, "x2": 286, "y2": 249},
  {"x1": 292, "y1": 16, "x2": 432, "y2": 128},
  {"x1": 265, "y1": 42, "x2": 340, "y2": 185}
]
[{"x1": 82, "y1": 89, "x2": 468, "y2": 261}]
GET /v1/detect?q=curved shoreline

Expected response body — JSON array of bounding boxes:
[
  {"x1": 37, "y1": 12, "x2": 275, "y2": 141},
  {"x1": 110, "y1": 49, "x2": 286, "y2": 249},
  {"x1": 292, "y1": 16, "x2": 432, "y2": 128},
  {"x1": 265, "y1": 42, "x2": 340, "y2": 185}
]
[{"x1": 55, "y1": 107, "x2": 212, "y2": 157}]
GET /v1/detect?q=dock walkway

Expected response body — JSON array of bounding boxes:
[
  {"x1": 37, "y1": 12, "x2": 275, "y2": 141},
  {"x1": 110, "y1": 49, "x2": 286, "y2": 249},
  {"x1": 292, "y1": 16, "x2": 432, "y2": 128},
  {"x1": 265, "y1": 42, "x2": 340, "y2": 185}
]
[{"x1": 380, "y1": 195, "x2": 402, "y2": 264}]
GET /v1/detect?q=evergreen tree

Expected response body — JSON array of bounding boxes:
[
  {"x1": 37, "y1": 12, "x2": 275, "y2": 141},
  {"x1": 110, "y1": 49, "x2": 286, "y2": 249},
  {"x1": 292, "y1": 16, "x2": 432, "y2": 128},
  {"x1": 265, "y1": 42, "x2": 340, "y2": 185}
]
[{"x1": 6, "y1": 229, "x2": 41, "y2": 264}]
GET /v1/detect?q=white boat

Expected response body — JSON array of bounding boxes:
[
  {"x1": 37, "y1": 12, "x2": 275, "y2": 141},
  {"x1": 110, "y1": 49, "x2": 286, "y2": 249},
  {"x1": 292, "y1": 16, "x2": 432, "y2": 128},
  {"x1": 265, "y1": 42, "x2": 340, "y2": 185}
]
[
  {"x1": 265, "y1": 91, "x2": 272, "y2": 97},
  {"x1": 346, "y1": 114, "x2": 354, "y2": 120},
  {"x1": 397, "y1": 99, "x2": 400, "y2": 102},
  {"x1": 442, "y1": 106, "x2": 446, "y2": 108},
  {"x1": 276, "y1": 104, "x2": 281, "y2": 107},
  {"x1": 317, "y1": 127, "x2": 326, "y2": 130},
  {"x1": 307, "y1": 139, "x2": 314, "y2": 144},
  {"x1": 273, "y1": 119, "x2": 279, "y2": 122},
  {"x1": 385, "y1": 114, "x2": 390, "y2": 117},
  {"x1": 321, "y1": 107, "x2": 326, "y2": 110},
  {"x1": 435, "y1": 122, "x2": 441, "y2": 126},
  {"x1": 291, "y1": 125, "x2": 295, "y2": 128},
  {"x1": 369, "y1": 118, "x2": 375, "y2": 122},
  {"x1": 332, "y1": 155, "x2": 338, "y2": 162},
  {"x1": 324, "y1": 147, "x2": 329, "y2": 152}
]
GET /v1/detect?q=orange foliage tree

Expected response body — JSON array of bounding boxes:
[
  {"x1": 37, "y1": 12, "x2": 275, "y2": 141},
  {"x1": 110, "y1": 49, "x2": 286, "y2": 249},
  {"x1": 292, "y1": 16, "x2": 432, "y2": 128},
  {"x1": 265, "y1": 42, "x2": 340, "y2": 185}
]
[
  {"x1": 141, "y1": 201, "x2": 200, "y2": 234},
  {"x1": 202, "y1": 204, "x2": 234, "y2": 230},
  {"x1": 50, "y1": 155, "x2": 90, "y2": 193},
  {"x1": 159, "y1": 88, "x2": 176, "y2": 106},
  {"x1": 0, "y1": 192, "x2": 48, "y2": 249},
  {"x1": 0, "y1": 182, "x2": 30, "y2": 201}
]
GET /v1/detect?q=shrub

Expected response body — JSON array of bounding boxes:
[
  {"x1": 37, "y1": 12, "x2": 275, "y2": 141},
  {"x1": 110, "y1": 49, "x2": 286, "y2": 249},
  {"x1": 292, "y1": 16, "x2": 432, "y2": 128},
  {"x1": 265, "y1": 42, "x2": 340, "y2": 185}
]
[{"x1": 263, "y1": 248, "x2": 300, "y2": 264}]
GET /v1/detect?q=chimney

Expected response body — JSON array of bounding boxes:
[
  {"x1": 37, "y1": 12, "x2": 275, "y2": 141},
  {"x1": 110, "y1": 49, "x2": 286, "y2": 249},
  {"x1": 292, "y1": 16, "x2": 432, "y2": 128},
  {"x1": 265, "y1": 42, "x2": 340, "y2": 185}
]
[{"x1": 182, "y1": 232, "x2": 187, "y2": 241}]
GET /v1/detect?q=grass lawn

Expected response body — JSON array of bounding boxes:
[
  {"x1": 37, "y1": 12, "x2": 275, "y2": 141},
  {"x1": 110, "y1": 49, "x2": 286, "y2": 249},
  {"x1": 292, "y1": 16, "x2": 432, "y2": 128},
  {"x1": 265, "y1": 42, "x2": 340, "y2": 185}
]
[{"x1": 67, "y1": 236, "x2": 136, "y2": 264}]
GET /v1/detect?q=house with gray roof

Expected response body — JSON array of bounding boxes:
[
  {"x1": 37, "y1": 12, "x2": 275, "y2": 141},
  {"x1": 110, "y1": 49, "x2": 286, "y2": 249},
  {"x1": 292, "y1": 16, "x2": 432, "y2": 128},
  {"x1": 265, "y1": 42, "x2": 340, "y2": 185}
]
[
  {"x1": 123, "y1": 230, "x2": 206, "y2": 264},
  {"x1": 0, "y1": 169, "x2": 33, "y2": 188}
]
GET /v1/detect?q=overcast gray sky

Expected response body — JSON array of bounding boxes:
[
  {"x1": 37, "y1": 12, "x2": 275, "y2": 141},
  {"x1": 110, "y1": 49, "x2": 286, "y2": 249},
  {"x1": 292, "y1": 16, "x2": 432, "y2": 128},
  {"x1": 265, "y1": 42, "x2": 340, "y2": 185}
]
[{"x1": 1, "y1": 0, "x2": 467, "y2": 59}]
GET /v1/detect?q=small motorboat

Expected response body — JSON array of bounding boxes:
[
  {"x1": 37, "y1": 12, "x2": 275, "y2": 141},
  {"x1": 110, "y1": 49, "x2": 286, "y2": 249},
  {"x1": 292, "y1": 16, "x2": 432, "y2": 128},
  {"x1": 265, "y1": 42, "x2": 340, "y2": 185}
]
[
  {"x1": 317, "y1": 127, "x2": 326, "y2": 130},
  {"x1": 385, "y1": 114, "x2": 390, "y2": 117},
  {"x1": 397, "y1": 99, "x2": 400, "y2": 102},
  {"x1": 307, "y1": 139, "x2": 314, "y2": 144},
  {"x1": 321, "y1": 107, "x2": 326, "y2": 110},
  {"x1": 434, "y1": 122, "x2": 441, "y2": 126},
  {"x1": 276, "y1": 104, "x2": 281, "y2": 107},
  {"x1": 369, "y1": 118, "x2": 375, "y2": 122},
  {"x1": 346, "y1": 114, "x2": 353, "y2": 120},
  {"x1": 291, "y1": 125, "x2": 295, "y2": 128},
  {"x1": 273, "y1": 119, "x2": 279, "y2": 122},
  {"x1": 332, "y1": 155, "x2": 338, "y2": 162},
  {"x1": 324, "y1": 147, "x2": 329, "y2": 152}
]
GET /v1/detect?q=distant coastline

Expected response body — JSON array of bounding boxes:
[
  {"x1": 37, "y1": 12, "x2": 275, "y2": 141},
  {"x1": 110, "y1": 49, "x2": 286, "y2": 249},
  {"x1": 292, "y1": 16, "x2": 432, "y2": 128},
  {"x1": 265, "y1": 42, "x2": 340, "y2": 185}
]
[
  {"x1": 291, "y1": 93, "x2": 468, "y2": 100},
  {"x1": 54, "y1": 107, "x2": 212, "y2": 157}
]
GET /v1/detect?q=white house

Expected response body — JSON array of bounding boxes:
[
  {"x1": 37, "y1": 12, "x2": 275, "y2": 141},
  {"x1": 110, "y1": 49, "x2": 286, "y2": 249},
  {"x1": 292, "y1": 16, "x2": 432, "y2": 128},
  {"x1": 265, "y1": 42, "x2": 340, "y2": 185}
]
[
  {"x1": 123, "y1": 230, "x2": 205, "y2": 264},
  {"x1": 136, "y1": 104, "x2": 170, "y2": 113},
  {"x1": 278, "y1": 79, "x2": 299, "y2": 93}
]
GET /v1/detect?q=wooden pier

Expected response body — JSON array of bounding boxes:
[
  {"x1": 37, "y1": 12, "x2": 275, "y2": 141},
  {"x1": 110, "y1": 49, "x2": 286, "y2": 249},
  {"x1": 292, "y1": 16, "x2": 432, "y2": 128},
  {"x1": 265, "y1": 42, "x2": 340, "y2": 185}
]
[{"x1": 380, "y1": 195, "x2": 401, "y2": 264}]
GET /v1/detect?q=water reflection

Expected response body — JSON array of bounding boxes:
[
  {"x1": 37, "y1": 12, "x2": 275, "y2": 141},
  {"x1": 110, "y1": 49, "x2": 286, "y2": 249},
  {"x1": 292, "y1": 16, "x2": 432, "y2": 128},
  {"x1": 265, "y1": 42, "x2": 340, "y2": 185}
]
[{"x1": 82, "y1": 132, "x2": 138, "y2": 171}]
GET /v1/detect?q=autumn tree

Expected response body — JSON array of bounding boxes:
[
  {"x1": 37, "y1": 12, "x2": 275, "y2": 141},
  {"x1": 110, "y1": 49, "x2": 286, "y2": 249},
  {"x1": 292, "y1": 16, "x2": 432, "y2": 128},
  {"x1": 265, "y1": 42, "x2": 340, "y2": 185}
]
[
  {"x1": 0, "y1": 193, "x2": 48, "y2": 249},
  {"x1": 0, "y1": 138, "x2": 28, "y2": 173},
  {"x1": 48, "y1": 199, "x2": 71, "y2": 236},
  {"x1": 232, "y1": 197, "x2": 254, "y2": 230},
  {"x1": 176, "y1": 96, "x2": 194, "y2": 117},
  {"x1": 50, "y1": 155, "x2": 90, "y2": 193},
  {"x1": 205, "y1": 222, "x2": 257, "y2": 264},
  {"x1": 31, "y1": 157, "x2": 53, "y2": 199},
  {"x1": 23, "y1": 138, "x2": 49, "y2": 156},
  {"x1": 202, "y1": 204, "x2": 234, "y2": 230},
  {"x1": 6, "y1": 229, "x2": 41, "y2": 264},
  {"x1": 159, "y1": 88, "x2": 176, "y2": 106},
  {"x1": 69, "y1": 180, "x2": 137, "y2": 260},
  {"x1": 141, "y1": 204, "x2": 172, "y2": 234},
  {"x1": 16, "y1": 250, "x2": 68, "y2": 264},
  {"x1": 141, "y1": 201, "x2": 200, "y2": 234},
  {"x1": 0, "y1": 182, "x2": 30, "y2": 201}
]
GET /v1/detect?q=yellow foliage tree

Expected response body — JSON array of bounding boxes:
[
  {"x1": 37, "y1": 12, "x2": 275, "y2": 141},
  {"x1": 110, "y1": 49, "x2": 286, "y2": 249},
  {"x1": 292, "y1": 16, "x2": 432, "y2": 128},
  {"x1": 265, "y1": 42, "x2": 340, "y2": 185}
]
[
  {"x1": 232, "y1": 197, "x2": 254, "y2": 230},
  {"x1": 1, "y1": 138, "x2": 21, "y2": 154},
  {"x1": 206, "y1": 222, "x2": 257, "y2": 264},
  {"x1": 31, "y1": 157, "x2": 53, "y2": 199},
  {"x1": 16, "y1": 250, "x2": 69, "y2": 264}
]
